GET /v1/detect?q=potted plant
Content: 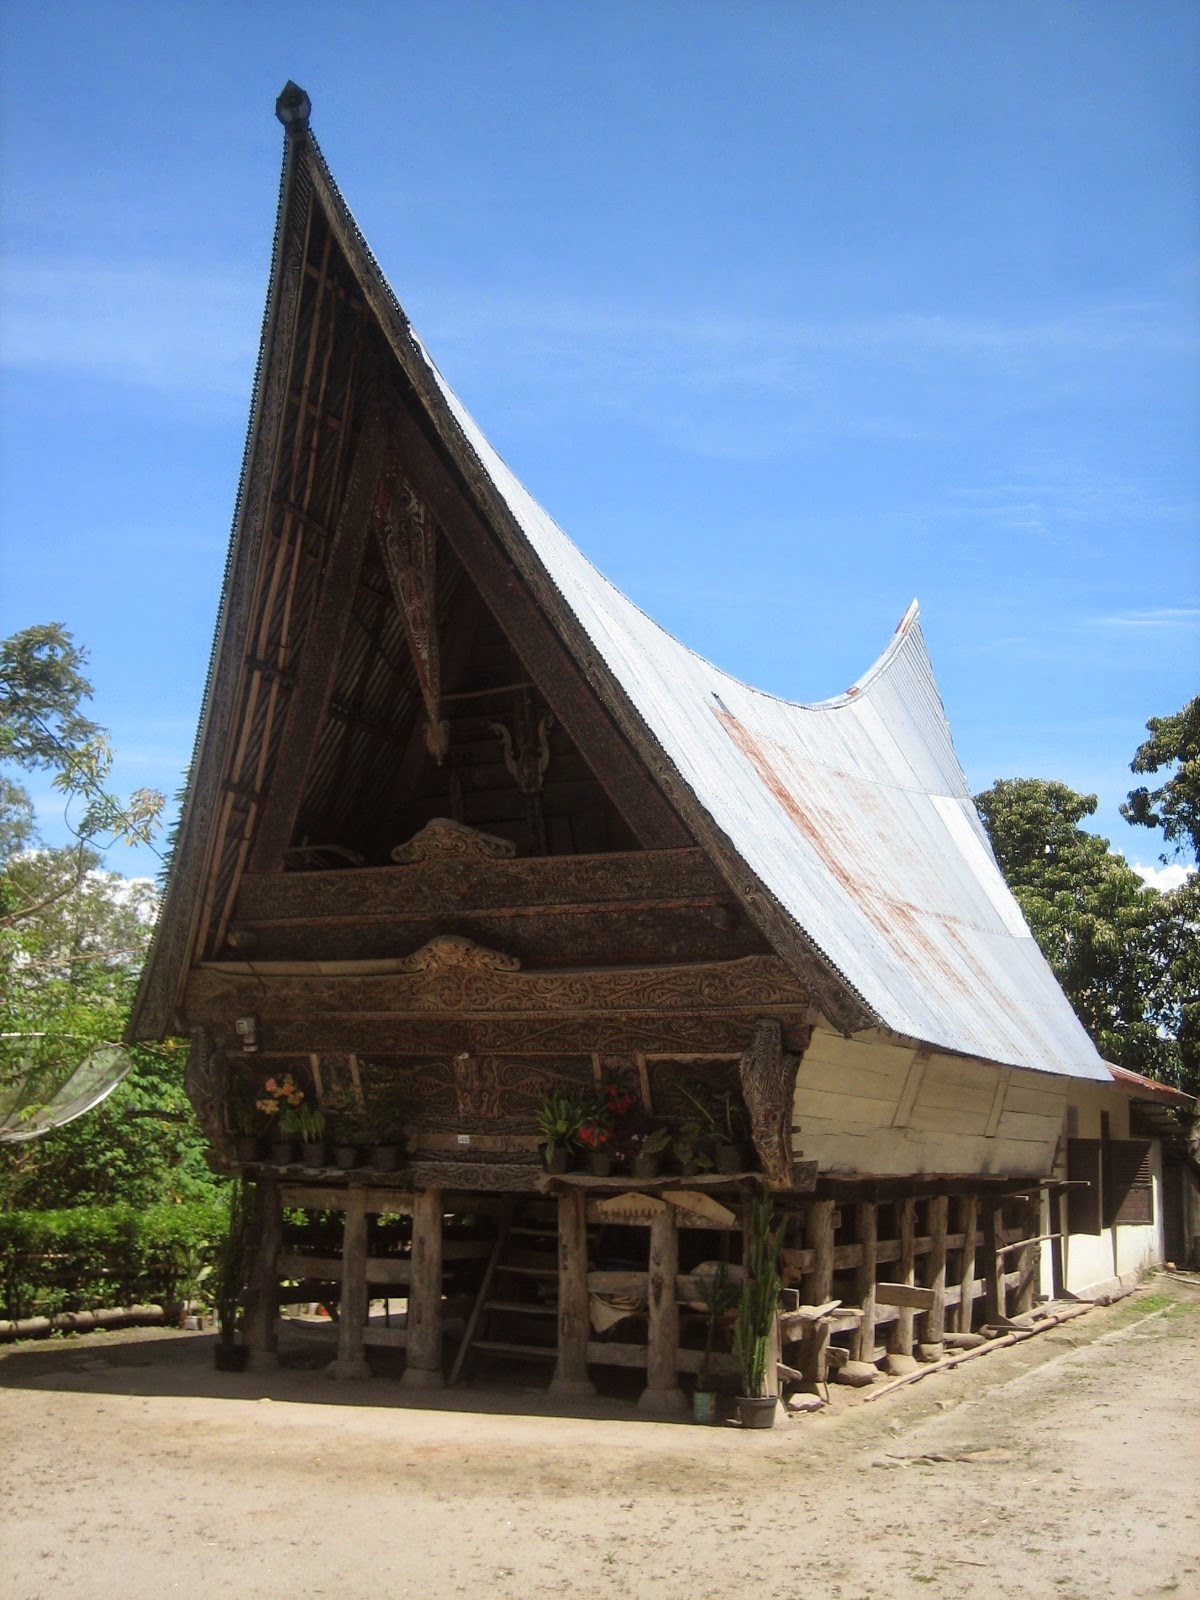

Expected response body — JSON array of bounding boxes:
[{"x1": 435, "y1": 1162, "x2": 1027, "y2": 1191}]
[
  {"x1": 631, "y1": 1125, "x2": 671, "y2": 1180},
  {"x1": 673, "y1": 1079, "x2": 751, "y2": 1173},
  {"x1": 366, "y1": 1082, "x2": 406, "y2": 1171},
  {"x1": 231, "y1": 1075, "x2": 266, "y2": 1163},
  {"x1": 733, "y1": 1193, "x2": 787, "y2": 1428},
  {"x1": 291, "y1": 1100, "x2": 328, "y2": 1167},
  {"x1": 256, "y1": 1072, "x2": 305, "y2": 1164},
  {"x1": 579, "y1": 1099, "x2": 616, "y2": 1176},
  {"x1": 213, "y1": 1178, "x2": 251, "y2": 1372},
  {"x1": 672, "y1": 1119, "x2": 716, "y2": 1177},
  {"x1": 692, "y1": 1262, "x2": 737, "y2": 1424},
  {"x1": 332, "y1": 1116, "x2": 369, "y2": 1170},
  {"x1": 536, "y1": 1085, "x2": 585, "y2": 1173}
]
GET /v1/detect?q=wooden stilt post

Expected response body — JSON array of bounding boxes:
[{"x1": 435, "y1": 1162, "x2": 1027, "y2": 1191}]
[
  {"x1": 1048, "y1": 1187, "x2": 1066, "y2": 1301},
  {"x1": 956, "y1": 1194, "x2": 978, "y2": 1334},
  {"x1": 1014, "y1": 1193, "x2": 1039, "y2": 1315},
  {"x1": 983, "y1": 1201, "x2": 1005, "y2": 1325},
  {"x1": 888, "y1": 1197, "x2": 917, "y2": 1359},
  {"x1": 327, "y1": 1188, "x2": 370, "y2": 1379},
  {"x1": 802, "y1": 1199, "x2": 836, "y2": 1305},
  {"x1": 550, "y1": 1188, "x2": 595, "y2": 1400},
  {"x1": 244, "y1": 1175, "x2": 282, "y2": 1369},
  {"x1": 401, "y1": 1187, "x2": 444, "y2": 1389},
  {"x1": 920, "y1": 1195, "x2": 948, "y2": 1359},
  {"x1": 639, "y1": 1204, "x2": 687, "y2": 1415},
  {"x1": 851, "y1": 1200, "x2": 878, "y2": 1364}
]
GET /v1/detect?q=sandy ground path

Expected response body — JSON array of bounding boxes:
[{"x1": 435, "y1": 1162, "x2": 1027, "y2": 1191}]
[{"x1": 2, "y1": 1280, "x2": 1197, "y2": 1600}]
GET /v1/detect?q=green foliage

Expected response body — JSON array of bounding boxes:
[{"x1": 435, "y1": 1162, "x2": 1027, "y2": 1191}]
[
  {"x1": 0, "y1": 1198, "x2": 229, "y2": 1322},
  {"x1": 1121, "y1": 697, "x2": 1200, "y2": 865},
  {"x1": 213, "y1": 1179, "x2": 252, "y2": 1346},
  {"x1": 0, "y1": 624, "x2": 163, "y2": 879},
  {"x1": 0, "y1": 849, "x2": 218, "y2": 1210},
  {"x1": 733, "y1": 1193, "x2": 787, "y2": 1398},
  {"x1": 976, "y1": 775, "x2": 1198, "y2": 1094},
  {"x1": 536, "y1": 1085, "x2": 587, "y2": 1159}
]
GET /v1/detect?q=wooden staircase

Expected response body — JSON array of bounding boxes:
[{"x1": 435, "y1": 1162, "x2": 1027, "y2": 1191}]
[{"x1": 450, "y1": 1200, "x2": 571, "y2": 1382}]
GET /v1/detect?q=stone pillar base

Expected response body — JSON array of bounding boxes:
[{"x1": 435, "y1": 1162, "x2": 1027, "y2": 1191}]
[
  {"x1": 325, "y1": 1356, "x2": 371, "y2": 1381},
  {"x1": 637, "y1": 1385, "x2": 689, "y2": 1417},
  {"x1": 549, "y1": 1375, "x2": 596, "y2": 1400},
  {"x1": 400, "y1": 1365, "x2": 445, "y2": 1390}
]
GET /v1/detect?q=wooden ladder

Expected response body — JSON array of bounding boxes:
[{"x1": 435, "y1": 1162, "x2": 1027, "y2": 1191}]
[{"x1": 449, "y1": 1199, "x2": 563, "y2": 1383}]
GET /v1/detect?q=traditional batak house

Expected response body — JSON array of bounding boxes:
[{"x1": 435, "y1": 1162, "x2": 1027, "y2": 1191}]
[{"x1": 129, "y1": 87, "x2": 1193, "y2": 1408}]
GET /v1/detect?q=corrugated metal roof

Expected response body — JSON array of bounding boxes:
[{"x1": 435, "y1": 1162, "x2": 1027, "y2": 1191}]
[
  {"x1": 412, "y1": 337, "x2": 1111, "y2": 1083},
  {"x1": 1107, "y1": 1062, "x2": 1194, "y2": 1108}
]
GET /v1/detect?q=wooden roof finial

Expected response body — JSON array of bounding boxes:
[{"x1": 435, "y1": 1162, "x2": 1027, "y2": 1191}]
[{"x1": 275, "y1": 81, "x2": 311, "y2": 136}]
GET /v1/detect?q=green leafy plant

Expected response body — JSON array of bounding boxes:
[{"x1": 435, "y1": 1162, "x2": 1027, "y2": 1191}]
[
  {"x1": 214, "y1": 1179, "x2": 251, "y2": 1349},
  {"x1": 695, "y1": 1262, "x2": 738, "y2": 1392},
  {"x1": 672, "y1": 1119, "x2": 716, "y2": 1174},
  {"x1": 536, "y1": 1086, "x2": 586, "y2": 1162},
  {"x1": 733, "y1": 1193, "x2": 787, "y2": 1398}
]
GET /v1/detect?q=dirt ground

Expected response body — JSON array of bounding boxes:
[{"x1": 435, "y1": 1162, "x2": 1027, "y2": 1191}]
[{"x1": 1, "y1": 1277, "x2": 1197, "y2": 1600}]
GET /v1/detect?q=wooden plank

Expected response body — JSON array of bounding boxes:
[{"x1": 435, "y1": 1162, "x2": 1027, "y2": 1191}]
[
  {"x1": 277, "y1": 1252, "x2": 342, "y2": 1280},
  {"x1": 550, "y1": 1187, "x2": 593, "y2": 1398},
  {"x1": 279, "y1": 1184, "x2": 415, "y2": 1213},
  {"x1": 639, "y1": 1206, "x2": 686, "y2": 1413},
  {"x1": 875, "y1": 1281, "x2": 935, "y2": 1311},
  {"x1": 246, "y1": 410, "x2": 390, "y2": 873},
  {"x1": 361, "y1": 1326, "x2": 408, "y2": 1348},
  {"x1": 401, "y1": 1187, "x2": 444, "y2": 1388},
  {"x1": 983, "y1": 1202, "x2": 1005, "y2": 1325},
  {"x1": 328, "y1": 1188, "x2": 370, "y2": 1379},
  {"x1": 984, "y1": 1071, "x2": 1010, "y2": 1138},
  {"x1": 890, "y1": 1050, "x2": 926, "y2": 1128}
]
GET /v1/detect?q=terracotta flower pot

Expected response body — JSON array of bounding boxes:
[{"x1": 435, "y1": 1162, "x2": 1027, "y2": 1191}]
[
  {"x1": 301, "y1": 1139, "x2": 329, "y2": 1167},
  {"x1": 587, "y1": 1152, "x2": 613, "y2": 1177},
  {"x1": 268, "y1": 1139, "x2": 297, "y2": 1166},
  {"x1": 632, "y1": 1152, "x2": 660, "y2": 1180},
  {"x1": 333, "y1": 1144, "x2": 360, "y2": 1169},
  {"x1": 544, "y1": 1148, "x2": 570, "y2": 1175}
]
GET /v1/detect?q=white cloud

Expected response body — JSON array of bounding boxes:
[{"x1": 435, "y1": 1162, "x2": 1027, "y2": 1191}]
[{"x1": 1130, "y1": 862, "x2": 1193, "y2": 892}]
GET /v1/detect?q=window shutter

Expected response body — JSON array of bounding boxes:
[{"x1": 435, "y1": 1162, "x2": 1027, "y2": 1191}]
[
  {"x1": 1104, "y1": 1140, "x2": 1154, "y2": 1228},
  {"x1": 1066, "y1": 1140, "x2": 1102, "y2": 1235}
]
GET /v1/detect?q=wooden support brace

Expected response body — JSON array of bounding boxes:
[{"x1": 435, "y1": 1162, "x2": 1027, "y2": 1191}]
[
  {"x1": 983, "y1": 1201, "x2": 1005, "y2": 1326},
  {"x1": 550, "y1": 1187, "x2": 595, "y2": 1399},
  {"x1": 401, "y1": 1187, "x2": 445, "y2": 1388},
  {"x1": 801, "y1": 1199, "x2": 836, "y2": 1306}
]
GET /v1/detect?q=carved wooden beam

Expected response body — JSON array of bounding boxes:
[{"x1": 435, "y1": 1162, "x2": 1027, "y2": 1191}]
[
  {"x1": 184, "y1": 1027, "x2": 234, "y2": 1164},
  {"x1": 377, "y1": 471, "x2": 448, "y2": 760},
  {"x1": 739, "y1": 1017, "x2": 804, "y2": 1190}
]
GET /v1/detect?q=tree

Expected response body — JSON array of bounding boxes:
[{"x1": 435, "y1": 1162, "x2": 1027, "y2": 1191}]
[
  {"x1": 1121, "y1": 696, "x2": 1200, "y2": 865},
  {"x1": 974, "y1": 778, "x2": 1174, "y2": 1077},
  {"x1": 0, "y1": 623, "x2": 163, "y2": 925},
  {"x1": 0, "y1": 849, "x2": 215, "y2": 1211}
]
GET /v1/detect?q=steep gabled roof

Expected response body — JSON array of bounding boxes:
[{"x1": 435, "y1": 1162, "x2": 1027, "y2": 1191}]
[{"x1": 130, "y1": 88, "x2": 1109, "y2": 1083}]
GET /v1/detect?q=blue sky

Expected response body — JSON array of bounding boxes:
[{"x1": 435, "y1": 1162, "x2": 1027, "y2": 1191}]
[{"x1": 2, "y1": 1, "x2": 1197, "y2": 884}]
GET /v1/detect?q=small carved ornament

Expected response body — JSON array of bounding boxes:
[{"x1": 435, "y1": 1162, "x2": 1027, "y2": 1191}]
[
  {"x1": 391, "y1": 817, "x2": 517, "y2": 864},
  {"x1": 595, "y1": 1192, "x2": 668, "y2": 1222},
  {"x1": 396, "y1": 934, "x2": 521, "y2": 974}
]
